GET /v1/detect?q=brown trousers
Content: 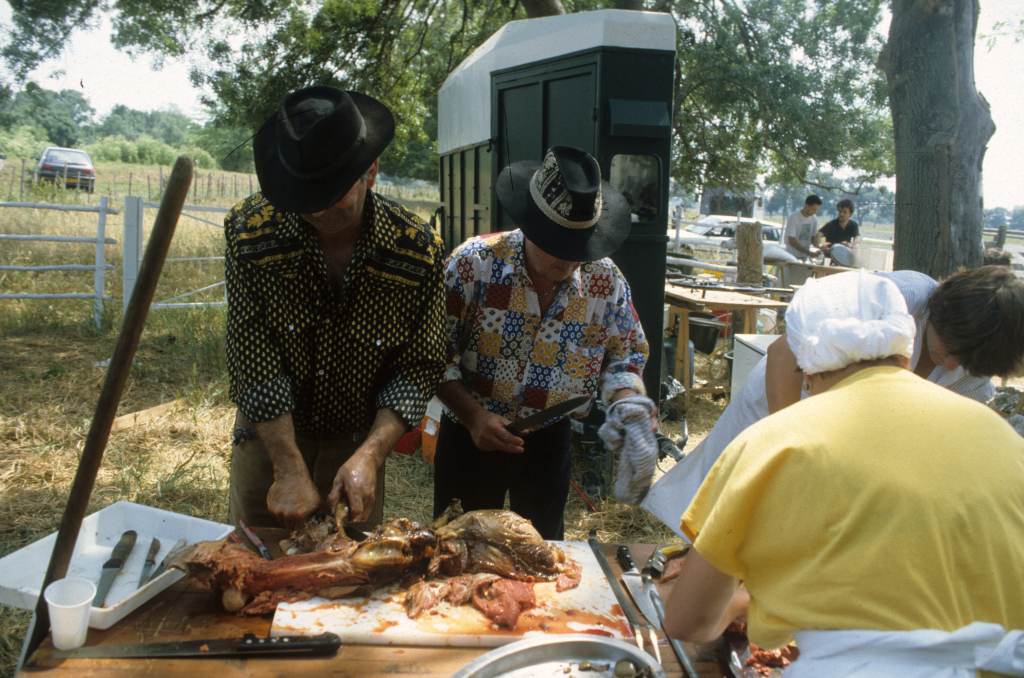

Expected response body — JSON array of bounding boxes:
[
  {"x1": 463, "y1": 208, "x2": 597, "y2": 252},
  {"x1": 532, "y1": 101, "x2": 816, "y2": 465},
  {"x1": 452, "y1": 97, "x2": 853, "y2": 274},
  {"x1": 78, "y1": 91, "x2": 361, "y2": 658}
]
[{"x1": 228, "y1": 412, "x2": 384, "y2": 529}]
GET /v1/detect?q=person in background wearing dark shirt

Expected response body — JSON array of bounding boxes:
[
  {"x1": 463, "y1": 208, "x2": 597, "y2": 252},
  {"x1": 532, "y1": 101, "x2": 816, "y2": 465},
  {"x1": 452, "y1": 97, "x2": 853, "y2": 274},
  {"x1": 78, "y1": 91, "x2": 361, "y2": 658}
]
[
  {"x1": 818, "y1": 198, "x2": 860, "y2": 251},
  {"x1": 223, "y1": 86, "x2": 446, "y2": 529}
]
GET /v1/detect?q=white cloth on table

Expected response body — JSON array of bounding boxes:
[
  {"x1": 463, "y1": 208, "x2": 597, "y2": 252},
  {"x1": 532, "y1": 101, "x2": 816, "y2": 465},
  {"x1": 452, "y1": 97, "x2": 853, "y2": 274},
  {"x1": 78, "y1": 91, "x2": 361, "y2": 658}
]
[
  {"x1": 598, "y1": 394, "x2": 658, "y2": 504},
  {"x1": 784, "y1": 622, "x2": 1024, "y2": 677}
]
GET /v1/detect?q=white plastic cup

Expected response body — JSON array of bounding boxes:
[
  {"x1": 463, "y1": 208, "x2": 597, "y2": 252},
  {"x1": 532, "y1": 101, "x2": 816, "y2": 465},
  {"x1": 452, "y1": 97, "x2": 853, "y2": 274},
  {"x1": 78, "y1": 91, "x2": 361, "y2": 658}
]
[{"x1": 43, "y1": 577, "x2": 95, "y2": 650}]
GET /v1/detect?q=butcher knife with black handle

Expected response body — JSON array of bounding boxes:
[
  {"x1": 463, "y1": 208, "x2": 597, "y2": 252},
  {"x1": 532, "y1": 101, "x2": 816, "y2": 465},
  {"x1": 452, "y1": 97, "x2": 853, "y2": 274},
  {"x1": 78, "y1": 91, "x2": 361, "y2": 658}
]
[
  {"x1": 93, "y1": 530, "x2": 137, "y2": 607},
  {"x1": 507, "y1": 395, "x2": 591, "y2": 435},
  {"x1": 587, "y1": 531, "x2": 649, "y2": 657},
  {"x1": 51, "y1": 632, "x2": 342, "y2": 659}
]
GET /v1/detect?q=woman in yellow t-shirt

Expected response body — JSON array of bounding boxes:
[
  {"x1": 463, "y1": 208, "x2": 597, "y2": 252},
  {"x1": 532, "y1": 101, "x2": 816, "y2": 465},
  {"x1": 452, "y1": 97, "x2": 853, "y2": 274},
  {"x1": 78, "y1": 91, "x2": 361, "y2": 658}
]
[{"x1": 662, "y1": 271, "x2": 1024, "y2": 676}]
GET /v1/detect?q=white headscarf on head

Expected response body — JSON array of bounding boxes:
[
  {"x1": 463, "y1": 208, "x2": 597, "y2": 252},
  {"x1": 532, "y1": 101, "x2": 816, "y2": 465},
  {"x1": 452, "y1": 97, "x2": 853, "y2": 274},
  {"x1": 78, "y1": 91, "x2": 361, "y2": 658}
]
[{"x1": 786, "y1": 270, "x2": 917, "y2": 375}]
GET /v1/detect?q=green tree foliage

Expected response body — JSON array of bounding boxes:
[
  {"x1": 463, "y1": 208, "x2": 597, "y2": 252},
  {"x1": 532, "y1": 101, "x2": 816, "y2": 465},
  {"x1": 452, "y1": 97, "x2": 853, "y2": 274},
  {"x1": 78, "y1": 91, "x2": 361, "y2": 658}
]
[
  {"x1": 92, "y1": 104, "x2": 198, "y2": 146},
  {"x1": 0, "y1": 123, "x2": 52, "y2": 158},
  {"x1": 188, "y1": 124, "x2": 256, "y2": 172},
  {"x1": 3, "y1": 0, "x2": 894, "y2": 186},
  {"x1": 984, "y1": 207, "x2": 1008, "y2": 229},
  {"x1": 1011, "y1": 206, "x2": 1024, "y2": 232},
  {"x1": 5, "y1": 83, "x2": 95, "y2": 147}
]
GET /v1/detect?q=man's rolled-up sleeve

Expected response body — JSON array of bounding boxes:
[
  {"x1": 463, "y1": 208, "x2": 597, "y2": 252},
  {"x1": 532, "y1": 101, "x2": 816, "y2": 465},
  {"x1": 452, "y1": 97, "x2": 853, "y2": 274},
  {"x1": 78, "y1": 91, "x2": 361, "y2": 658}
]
[
  {"x1": 375, "y1": 233, "x2": 448, "y2": 428},
  {"x1": 600, "y1": 273, "x2": 649, "y2": 404},
  {"x1": 225, "y1": 220, "x2": 294, "y2": 423}
]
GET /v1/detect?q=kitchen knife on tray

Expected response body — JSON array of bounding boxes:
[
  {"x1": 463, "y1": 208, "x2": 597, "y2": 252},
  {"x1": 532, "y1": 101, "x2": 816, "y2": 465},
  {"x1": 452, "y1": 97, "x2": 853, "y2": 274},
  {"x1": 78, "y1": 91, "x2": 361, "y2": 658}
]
[
  {"x1": 51, "y1": 632, "x2": 342, "y2": 659},
  {"x1": 93, "y1": 530, "x2": 137, "y2": 607},
  {"x1": 143, "y1": 538, "x2": 187, "y2": 584},
  {"x1": 137, "y1": 537, "x2": 161, "y2": 587}
]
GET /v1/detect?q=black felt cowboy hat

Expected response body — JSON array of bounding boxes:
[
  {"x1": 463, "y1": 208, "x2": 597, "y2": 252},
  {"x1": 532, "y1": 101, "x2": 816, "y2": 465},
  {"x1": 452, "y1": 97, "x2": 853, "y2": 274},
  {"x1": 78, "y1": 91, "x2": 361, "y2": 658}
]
[
  {"x1": 253, "y1": 85, "x2": 395, "y2": 213},
  {"x1": 495, "y1": 146, "x2": 630, "y2": 262}
]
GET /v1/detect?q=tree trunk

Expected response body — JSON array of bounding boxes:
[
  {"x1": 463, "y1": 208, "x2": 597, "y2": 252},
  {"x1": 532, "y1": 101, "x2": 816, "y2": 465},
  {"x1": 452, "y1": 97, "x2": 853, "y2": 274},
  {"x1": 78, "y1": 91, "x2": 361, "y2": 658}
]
[
  {"x1": 520, "y1": 0, "x2": 565, "y2": 18},
  {"x1": 736, "y1": 220, "x2": 763, "y2": 285},
  {"x1": 880, "y1": 0, "x2": 994, "y2": 278}
]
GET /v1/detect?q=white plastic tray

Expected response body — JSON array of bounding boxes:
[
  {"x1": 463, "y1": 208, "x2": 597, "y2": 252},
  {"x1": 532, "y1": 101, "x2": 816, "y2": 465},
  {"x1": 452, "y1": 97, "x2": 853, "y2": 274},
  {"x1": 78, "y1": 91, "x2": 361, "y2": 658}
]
[{"x1": 0, "y1": 501, "x2": 232, "y2": 629}]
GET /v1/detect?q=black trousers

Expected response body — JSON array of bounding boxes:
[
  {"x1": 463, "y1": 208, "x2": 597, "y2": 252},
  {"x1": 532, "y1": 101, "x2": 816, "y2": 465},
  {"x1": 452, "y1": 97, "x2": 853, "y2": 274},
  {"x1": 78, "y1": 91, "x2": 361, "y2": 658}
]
[{"x1": 433, "y1": 415, "x2": 572, "y2": 540}]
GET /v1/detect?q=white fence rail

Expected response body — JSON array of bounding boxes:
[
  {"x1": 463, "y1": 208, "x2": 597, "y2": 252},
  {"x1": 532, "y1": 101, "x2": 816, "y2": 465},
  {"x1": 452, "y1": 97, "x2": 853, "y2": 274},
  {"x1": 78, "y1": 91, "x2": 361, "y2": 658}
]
[
  {"x1": 122, "y1": 197, "x2": 229, "y2": 310},
  {"x1": 0, "y1": 198, "x2": 119, "y2": 327}
]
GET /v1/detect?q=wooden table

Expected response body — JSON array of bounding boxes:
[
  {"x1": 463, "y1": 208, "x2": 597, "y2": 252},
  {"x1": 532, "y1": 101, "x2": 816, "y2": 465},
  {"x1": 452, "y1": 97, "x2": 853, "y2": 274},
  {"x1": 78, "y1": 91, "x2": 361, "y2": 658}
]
[
  {"x1": 664, "y1": 284, "x2": 788, "y2": 401},
  {"x1": 21, "y1": 539, "x2": 727, "y2": 677}
]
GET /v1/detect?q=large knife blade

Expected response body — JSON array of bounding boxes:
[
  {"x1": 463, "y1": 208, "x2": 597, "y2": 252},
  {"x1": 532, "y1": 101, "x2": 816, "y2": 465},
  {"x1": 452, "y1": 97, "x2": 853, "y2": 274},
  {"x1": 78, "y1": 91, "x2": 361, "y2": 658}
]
[
  {"x1": 507, "y1": 395, "x2": 590, "y2": 435},
  {"x1": 616, "y1": 546, "x2": 662, "y2": 628},
  {"x1": 586, "y1": 531, "x2": 648, "y2": 656},
  {"x1": 93, "y1": 530, "x2": 137, "y2": 607},
  {"x1": 137, "y1": 537, "x2": 161, "y2": 588},
  {"x1": 51, "y1": 632, "x2": 342, "y2": 659}
]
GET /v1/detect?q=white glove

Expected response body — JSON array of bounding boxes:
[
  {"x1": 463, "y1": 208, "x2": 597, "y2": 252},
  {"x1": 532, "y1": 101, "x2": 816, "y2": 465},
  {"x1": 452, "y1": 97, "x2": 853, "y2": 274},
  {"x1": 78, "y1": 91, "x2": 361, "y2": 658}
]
[{"x1": 598, "y1": 395, "x2": 658, "y2": 504}]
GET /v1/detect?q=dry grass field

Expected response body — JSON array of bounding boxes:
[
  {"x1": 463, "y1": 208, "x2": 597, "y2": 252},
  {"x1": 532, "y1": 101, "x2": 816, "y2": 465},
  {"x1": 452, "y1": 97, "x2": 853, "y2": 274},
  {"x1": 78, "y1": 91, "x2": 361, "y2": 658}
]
[{"x1": 0, "y1": 179, "x2": 718, "y2": 675}]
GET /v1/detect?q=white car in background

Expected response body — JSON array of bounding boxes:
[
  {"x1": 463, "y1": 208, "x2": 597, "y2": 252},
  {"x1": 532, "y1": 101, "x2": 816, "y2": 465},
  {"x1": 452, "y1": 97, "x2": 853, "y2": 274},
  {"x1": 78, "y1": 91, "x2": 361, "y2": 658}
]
[{"x1": 674, "y1": 214, "x2": 784, "y2": 257}]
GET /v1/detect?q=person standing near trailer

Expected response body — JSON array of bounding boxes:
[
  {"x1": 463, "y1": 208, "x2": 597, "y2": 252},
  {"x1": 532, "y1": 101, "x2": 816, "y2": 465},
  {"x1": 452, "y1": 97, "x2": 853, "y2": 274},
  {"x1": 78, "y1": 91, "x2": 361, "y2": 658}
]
[{"x1": 436, "y1": 146, "x2": 657, "y2": 539}]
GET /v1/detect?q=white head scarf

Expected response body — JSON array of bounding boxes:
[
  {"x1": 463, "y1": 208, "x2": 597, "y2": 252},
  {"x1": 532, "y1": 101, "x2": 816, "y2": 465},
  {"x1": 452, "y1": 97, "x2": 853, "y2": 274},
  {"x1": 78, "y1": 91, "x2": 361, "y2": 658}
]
[{"x1": 786, "y1": 270, "x2": 916, "y2": 375}]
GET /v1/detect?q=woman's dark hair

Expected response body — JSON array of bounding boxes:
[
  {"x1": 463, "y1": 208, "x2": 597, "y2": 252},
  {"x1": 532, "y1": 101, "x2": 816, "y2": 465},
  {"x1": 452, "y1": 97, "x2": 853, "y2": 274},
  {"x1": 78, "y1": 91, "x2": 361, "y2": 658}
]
[
  {"x1": 928, "y1": 266, "x2": 1024, "y2": 377},
  {"x1": 836, "y1": 198, "x2": 855, "y2": 213}
]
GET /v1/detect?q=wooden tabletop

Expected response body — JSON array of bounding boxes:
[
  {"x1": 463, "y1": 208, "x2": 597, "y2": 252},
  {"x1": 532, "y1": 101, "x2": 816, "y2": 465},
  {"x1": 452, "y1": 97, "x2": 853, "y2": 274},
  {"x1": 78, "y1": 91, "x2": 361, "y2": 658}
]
[
  {"x1": 664, "y1": 283, "x2": 789, "y2": 311},
  {"x1": 21, "y1": 539, "x2": 728, "y2": 677}
]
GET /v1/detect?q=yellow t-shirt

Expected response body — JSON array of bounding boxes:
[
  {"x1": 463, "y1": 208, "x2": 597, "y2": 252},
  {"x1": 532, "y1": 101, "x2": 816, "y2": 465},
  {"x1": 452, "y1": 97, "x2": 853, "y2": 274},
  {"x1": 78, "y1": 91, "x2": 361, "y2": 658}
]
[{"x1": 681, "y1": 366, "x2": 1024, "y2": 649}]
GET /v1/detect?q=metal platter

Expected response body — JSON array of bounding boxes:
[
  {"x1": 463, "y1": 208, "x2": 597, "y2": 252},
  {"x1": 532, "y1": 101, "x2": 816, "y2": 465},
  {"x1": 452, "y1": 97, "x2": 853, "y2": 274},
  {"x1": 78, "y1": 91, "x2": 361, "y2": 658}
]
[{"x1": 452, "y1": 634, "x2": 665, "y2": 678}]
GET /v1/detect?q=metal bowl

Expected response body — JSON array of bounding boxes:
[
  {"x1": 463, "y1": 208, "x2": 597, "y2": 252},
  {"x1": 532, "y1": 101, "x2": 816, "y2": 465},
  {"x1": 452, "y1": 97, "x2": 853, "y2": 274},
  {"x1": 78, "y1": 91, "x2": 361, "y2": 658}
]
[{"x1": 452, "y1": 634, "x2": 665, "y2": 678}]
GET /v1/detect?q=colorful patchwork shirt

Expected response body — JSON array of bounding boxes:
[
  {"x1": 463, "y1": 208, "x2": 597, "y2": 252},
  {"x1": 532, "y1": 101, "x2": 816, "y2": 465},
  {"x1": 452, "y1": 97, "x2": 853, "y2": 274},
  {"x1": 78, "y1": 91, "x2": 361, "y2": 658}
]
[
  {"x1": 444, "y1": 229, "x2": 648, "y2": 422},
  {"x1": 224, "y1": 191, "x2": 447, "y2": 435}
]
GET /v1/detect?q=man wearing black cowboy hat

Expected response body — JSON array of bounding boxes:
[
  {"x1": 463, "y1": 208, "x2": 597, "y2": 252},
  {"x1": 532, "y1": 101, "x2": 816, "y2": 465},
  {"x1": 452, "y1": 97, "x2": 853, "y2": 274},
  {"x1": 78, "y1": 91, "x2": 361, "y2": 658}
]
[
  {"x1": 223, "y1": 85, "x2": 447, "y2": 529},
  {"x1": 435, "y1": 146, "x2": 658, "y2": 539}
]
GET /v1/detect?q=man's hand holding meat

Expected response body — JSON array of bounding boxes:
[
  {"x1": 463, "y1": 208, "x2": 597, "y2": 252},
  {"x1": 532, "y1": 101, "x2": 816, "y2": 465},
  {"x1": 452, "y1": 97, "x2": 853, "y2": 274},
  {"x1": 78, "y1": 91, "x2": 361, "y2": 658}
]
[
  {"x1": 435, "y1": 147, "x2": 651, "y2": 540},
  {"x1": 224, "y1": 86, "x2": 446, "y2": 529}
]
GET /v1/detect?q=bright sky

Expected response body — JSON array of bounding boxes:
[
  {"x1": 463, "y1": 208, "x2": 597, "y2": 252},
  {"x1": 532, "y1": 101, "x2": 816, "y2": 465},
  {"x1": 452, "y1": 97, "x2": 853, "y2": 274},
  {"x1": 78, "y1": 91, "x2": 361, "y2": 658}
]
[{"x1": 1, "y1": 1, "x2": 1021, "y2": 208}]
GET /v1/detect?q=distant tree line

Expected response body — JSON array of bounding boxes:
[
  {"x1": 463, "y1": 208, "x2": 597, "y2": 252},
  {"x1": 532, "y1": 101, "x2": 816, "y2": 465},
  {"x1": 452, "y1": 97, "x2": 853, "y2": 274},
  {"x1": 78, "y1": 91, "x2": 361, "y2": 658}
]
[{"x1": 0, "y1": 82, "x2": 255, "y2": 172}]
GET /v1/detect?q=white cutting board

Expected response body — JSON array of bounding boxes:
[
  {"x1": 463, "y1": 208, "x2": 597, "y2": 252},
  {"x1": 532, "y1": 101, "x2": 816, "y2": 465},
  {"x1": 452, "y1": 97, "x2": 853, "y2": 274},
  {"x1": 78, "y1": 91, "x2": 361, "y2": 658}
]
[{"x1": 270, "y1": 541, "x2": 631, "y2": 647}]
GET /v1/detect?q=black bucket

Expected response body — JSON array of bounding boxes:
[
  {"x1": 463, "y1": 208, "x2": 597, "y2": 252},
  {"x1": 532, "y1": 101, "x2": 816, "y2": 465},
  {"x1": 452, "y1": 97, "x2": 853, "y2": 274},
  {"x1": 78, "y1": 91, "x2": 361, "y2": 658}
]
[{"x1": 689, "y1": 315, "x2": 726, "y2": 354}]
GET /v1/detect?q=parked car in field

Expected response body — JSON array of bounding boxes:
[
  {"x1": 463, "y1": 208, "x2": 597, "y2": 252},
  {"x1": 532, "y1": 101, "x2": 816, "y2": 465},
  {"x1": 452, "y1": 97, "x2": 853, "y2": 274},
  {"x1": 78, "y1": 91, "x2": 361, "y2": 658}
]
[
  {"x1": 675, "y1": 214, "x2": 784, "y2": 255},
  {"x1": 34, "y1": 147, "x2": 96, "y2": 192}
]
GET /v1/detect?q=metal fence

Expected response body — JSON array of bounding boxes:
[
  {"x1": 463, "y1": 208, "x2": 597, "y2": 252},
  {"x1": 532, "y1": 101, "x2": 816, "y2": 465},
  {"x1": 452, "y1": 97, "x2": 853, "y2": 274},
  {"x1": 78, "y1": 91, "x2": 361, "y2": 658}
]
[
  {"x1": 122, "y1": 197, "x2": 229, "y2": 310},
  {"x1": 0, "y1": 198, "x2": 119, "y2": 327}
]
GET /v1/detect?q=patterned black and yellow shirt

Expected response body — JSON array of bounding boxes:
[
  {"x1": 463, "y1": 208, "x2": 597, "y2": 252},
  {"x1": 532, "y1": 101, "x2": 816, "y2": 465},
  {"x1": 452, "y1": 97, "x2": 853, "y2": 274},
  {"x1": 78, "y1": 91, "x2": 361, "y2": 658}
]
[{"x1": 224, "y1": 191, "x2": 446, "y2": 435}]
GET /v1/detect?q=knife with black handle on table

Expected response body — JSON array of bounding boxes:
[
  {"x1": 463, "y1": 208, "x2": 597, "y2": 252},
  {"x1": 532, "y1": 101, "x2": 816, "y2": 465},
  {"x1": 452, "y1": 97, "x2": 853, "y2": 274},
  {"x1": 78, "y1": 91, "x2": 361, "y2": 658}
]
[
  {"x1": 615, "y1": 546, "x2": 662, "y2": 665},
  {"x1": 586, "y1": 531, "x2": 655, "y2": 662},
  {"x1": 51, "y1": 632, "x2": 342, "y2": 659},
  {"x1": 93, "y1": 530, "x2": 137, "y2": 607},
  {"x1": 137, "y1": 537, "x2": 161, "y2": 588}
]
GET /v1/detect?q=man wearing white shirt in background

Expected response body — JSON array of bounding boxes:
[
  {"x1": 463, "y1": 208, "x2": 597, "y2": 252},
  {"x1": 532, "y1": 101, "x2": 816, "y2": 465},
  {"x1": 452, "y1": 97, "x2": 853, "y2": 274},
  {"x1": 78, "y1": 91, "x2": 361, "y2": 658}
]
[{"x1": 783, "y1": 194, "x2": 822, "y2": 259}]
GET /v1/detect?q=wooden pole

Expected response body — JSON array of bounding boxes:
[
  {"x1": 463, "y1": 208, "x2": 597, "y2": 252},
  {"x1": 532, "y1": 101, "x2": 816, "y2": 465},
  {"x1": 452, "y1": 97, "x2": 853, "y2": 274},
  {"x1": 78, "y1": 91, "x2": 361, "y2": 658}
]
[
  {"x1": 147, "y1": 175, "x2": 152, "y2": 200},
  {"x1": 736, "y1": 219, "x2": 763, "y2": 285},
  {"x1": 19, "y1": 159, "x2": 25, "y2": 200},
  {"x1": 18, "y1": 157, "x2": 194, "y2": 668},
  {"x1": 9, "y1": 165, "x2": 16, "y2": 199},
  {"x1": 128, "y1": 173, "x2": 133, "y2": 197}
]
